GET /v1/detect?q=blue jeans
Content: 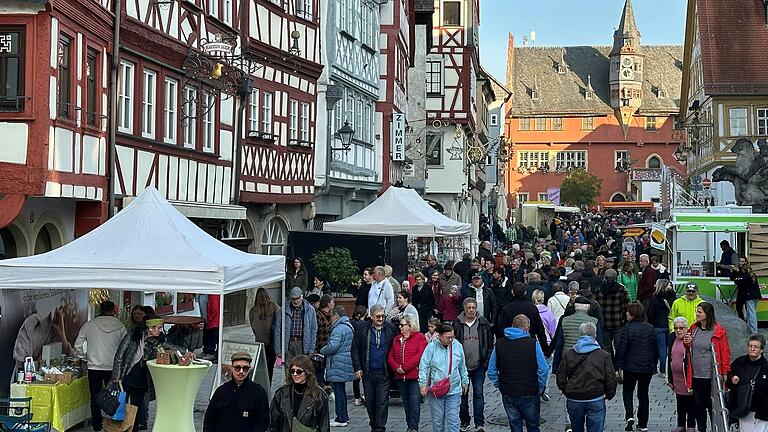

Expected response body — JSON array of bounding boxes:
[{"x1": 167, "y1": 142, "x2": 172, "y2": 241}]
[
  {"x1": 397, "y1": 380, "x2": 421, "y2": 430},
  {"x1": 502, "y1": 395, "x2": 541, "y2": 432},
  {"x1": 428, "y1": 393, "x2": 461, "y2": 432},
  {"x1": 655, "y1": 328, "x2": 668, "y2": 372},
  {"x1": 459, "y1": 367, "x2": 485, "y2": 427},
  {"x1": 746, "y1": 299, "x2": 758, "y2": 333},
  {"x1": 566, "y1": 399, "x2": 606, "y2": 432},
  {"x1": 331, "y1": 382, "x2": 349, "y2": 423}
]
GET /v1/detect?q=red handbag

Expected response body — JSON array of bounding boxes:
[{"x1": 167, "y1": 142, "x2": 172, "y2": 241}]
[{"x1": 428, "y1": 342, "x2": 453, "y2": 398}]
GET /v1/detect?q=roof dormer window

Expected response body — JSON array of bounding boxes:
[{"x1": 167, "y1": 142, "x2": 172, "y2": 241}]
[
  {"x1": 531, "y1": 75, "x2": 540, "y2": 101},
  {"x1": 557, "y1": 49, "x2": 567, "y2": 75},
  {"x1": 584, "y1": 74, "x2": 595, "y2": 100},
  {"x1": 656, "y1": 84, "x2": 667, "y2": 99}
]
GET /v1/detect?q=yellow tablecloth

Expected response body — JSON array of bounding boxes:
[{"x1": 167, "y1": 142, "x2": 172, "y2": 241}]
[{"x1": 11, "y1": 376, "x2": 90, "y2": 432}]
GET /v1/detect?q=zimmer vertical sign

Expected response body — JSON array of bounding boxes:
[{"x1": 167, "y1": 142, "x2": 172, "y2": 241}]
[{"x1": 392, "y1": 113, "x2": 405, "y2": 161}]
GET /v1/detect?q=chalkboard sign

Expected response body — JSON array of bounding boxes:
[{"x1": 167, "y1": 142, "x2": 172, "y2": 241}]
[{"x1": 215, "y1": 340, "x2": 271, "y2": 398}]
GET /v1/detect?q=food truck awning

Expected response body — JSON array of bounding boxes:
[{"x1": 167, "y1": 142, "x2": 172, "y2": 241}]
[
  {"x1": 601, "y1": 201, "x2": 656, "y2": 210},
  {"x1": 669, "y1": 213, "x2": 768, "y2": 232}
]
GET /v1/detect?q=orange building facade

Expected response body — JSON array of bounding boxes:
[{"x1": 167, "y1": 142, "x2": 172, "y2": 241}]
[{"x1": 503, "y1": 0, "x2": 687, "y2": 207}]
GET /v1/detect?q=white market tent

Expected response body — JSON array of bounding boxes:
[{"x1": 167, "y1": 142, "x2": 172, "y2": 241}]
[
  {"x1": 323, "y1": 186, "x2": 471, "y2": 237},
  {"x1": 0, "y1": 187, "x2": 285, "y2": 292}
]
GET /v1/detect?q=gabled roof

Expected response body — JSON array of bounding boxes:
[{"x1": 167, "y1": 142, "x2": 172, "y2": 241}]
[
  {"x1": 510, "y1": 45, "x2": 683, "y2": 116},
  {"x1": 696, "y1": 0, "x2": 768, "y2": 95}
]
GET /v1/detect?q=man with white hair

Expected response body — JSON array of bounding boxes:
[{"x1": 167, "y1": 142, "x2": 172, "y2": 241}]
[
  {"x1": 556, "y1": 322, "x2": 616, "y2": 432},
  {"x1": 383, "y1": 264, "x2": 402, "y2": 293},
  {"x1": 552, "y1": 297, "x2": 602, "y2": 374},
  {"x1": 368, "y1": 266, "x2": 395, "y2": 314},
  {"x1": 637, "y1": 254, "x2": 657, "y2": 303}
]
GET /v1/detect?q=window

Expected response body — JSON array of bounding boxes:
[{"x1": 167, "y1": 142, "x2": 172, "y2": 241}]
[
  {"x1": 182, "y1": 87, "x2": 196, "y2": 148},
  {"x1": 729, "y1": 108, "x2": 748, "y2": 136},
  {"x1": 289, "y1": 99, "x2": 298, "y2": 141},
  {"x1": 203, "y1": 92, "x2": 215, "y2": 152},
  {"x1": 757, "y1": 108, "x2": 768, "y2": 135},
  {"x1": 517, "y1": 151, "x2": 529, "y2": 168},
  {"x1": 262, "y1": 92, "x2": 273, "y2": 134},
  {"x1": 303, "y1": 0, "x2": 313, "y2": 20},
  {"x1": 118, "y1": 61, "x2": 134, "y2": 133},
  {"x1": 581, "y1": 116, "x2": 594, "y2": 130},
  {"x1": 361, "y1": 3, "x2": 368, "y2": 43},
  {"x1": 556, "y1": 151, "x2": 587, "y2": 170},
  {"x1": 490, "y1": 114, "x2": 498, "y2": 126},
  {"x1": 426, "y1": 59, "x2": 442, "y2": 95},
  {"x1": 163, "y1": 78, "x2": 177, "y2": 143},
  {"x1": 208, "y1": 0, "x2": 218, "y2": 17},
  {"x1": 86, "y1": 49, "x2": 98, "y2": 126},
  {"x1": 248, "y1": 89, "x2": 259, "y2": 132},
  {"x1": 300, "y1": 102, "x2": 310, "y2": 142},
  {"x1": 0, "y1": 29, "x2": 24, "y2": 112},
  {"x1": 141, "y1": 70, "x2": 156, "y2": 138},
  {"x1": 645, "y1": 116, "x2": 657, "y2": 130},
  {"x1": 615, "y1": 150, "x2": 629, "y2": 171},
  {"x1": 647, "y1": 155, "x2": 661, "y2": 169},
  {"x1": 356, "y1": 99, "x2": 363, "y2": 141},
  {"x1": 261, "y1": 217, "x2": 288, "y2": 256},
  {"x1": 222, "y1": 0, "x2": 232, "y2": 24},
  {"x1": 340, "y1": 0, "x2": 347, "y2": 31},
  {"x1": 538, "y1": 193, "x2": 549, "y2": 201},
  {"x1": 517, "y1": 193, "x2": 529, "y2": 204},
  {"x1": 57, "y1": 34, "x2": 71, "y2": 119},
  {"x1": 551, "y1": 117, "x2": 563, "y2": 131},
  {"x1": 534, "y1": 117, "x2": 546, "y2": 130},
  {"x1": 442, "y1": 1, "x2": 461, "y2": 26},
  {"x1": 426, "y1": 134, "x2": 442, "y2": 166},
  {"x1": 363, "y1": 103, "x2": 371, "y2": 142},
  {"x1": 519, "y1": 117, "x2": 530, "y2": 131}
]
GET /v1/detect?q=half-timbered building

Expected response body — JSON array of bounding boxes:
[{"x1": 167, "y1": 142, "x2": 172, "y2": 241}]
[{"x1": 0, "y1": 0, "x2": 111, "y2": 258}]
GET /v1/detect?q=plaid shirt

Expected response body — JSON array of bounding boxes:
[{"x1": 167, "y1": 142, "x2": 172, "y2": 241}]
[
  {"x1": 290, "y1": 303, "x2": 304, "y2": 339},
  {"x1": 594, "y1": 281, "x2": 629, "y2": 330}
]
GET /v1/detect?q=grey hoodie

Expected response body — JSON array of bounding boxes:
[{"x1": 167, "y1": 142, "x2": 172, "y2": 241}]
[{"x1": 75, "y1": 315, "x2": 127, "y2": 371}]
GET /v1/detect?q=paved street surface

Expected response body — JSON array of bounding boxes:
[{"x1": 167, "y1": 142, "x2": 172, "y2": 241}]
[{"x1": 71, "y1": 300, "x2": 757, "y2": 432}]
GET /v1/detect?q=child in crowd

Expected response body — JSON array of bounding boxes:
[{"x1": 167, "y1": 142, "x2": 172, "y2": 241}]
[
  {"x1": 351, "y1": 305, "x2": 367, "y2": 406},
  {"x1": 425, "y1": 317, "x2": 441, "y2": 344}
]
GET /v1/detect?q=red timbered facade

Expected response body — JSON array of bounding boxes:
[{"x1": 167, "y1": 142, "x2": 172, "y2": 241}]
[{"x1": 0, "y1": 0, "x2": 111, "y2": 258}]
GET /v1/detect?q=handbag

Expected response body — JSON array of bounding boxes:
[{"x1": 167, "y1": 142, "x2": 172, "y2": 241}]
[
  {"x1": 728, "y1": 367, "x2": 762, "y2": 420},
  {"x1": 292, "y1": 417, "x2": 315, "y2": 432},
  {"x1": 96, "y1": 382, "x2": 122, "y2": 417},
  {"x1": 428, "y1": 342, "x2": 453, "y2": 398}
]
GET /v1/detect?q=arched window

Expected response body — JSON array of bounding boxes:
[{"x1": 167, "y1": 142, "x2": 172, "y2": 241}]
[
  {"x1": 0, "y1": 228, "x2": 17, "y2": 259},
  {"x1": 261, "y1": 217, "x2": 288, "y2": 255},
  {"x1": 34, "y1": 223, "x2": 61, "y2": 254},
  {"x1": 647, "y1": 155, "x2": 661, "y2": 169},
  {"x1": 611, "y1": 192, "x2": 627, "y2": 202}
]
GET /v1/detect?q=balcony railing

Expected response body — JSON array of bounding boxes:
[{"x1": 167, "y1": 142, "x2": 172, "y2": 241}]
[{"x1": 631, "y1": 168, "x2": 661, "y2": 182}]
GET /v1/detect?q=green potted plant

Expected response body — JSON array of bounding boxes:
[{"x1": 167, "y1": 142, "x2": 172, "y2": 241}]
[{"x1": 311, "y1": 247, "x2": 359, "y2": 297}]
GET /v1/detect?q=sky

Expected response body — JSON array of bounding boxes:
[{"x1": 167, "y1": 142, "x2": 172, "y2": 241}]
[{"x1": 479, "y1": 0, "x2": 688, "y2": 81}]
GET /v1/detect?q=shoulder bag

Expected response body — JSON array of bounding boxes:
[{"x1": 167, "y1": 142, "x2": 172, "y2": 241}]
[
  {"x1": 728, "y1": 366, "x2": 762, "y2": 420},
  {"x1": 428, "y1": 342, "x2": 453, "y2": 398},
  {"x1": 96, "y1": 381, "x2": 124, "y2": 417}
]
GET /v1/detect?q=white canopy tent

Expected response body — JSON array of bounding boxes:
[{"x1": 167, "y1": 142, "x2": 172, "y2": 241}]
[
  {"x1": 323, "y1": 186, "x2": 471, "y2": 237},
  {"x1": 0, "y1": 187, "x2": 285, "y2": 384},
  {"x1": 0, "y1": 187, "x2": 285, "y2": 292}
]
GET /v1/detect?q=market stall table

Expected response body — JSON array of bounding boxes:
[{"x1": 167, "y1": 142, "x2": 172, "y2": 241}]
[
  {"x1": 146, "y1": 360, "x2": 210, "y2": 432},
  {"x1": 10, "y1": 376, "x2": 90, "y2": 432}
]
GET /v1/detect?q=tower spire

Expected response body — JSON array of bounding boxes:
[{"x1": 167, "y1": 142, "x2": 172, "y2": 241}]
[{"x1": 611, "y1": 0, "x2": 641, "y2": 56}]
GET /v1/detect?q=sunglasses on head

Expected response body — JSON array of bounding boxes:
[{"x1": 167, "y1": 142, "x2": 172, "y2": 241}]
[
  {"x1": 290, "y1": 368, "x2": 305, "y2": 375},
  {"x1": 232, "y1": 365, "x2": 250, "y2": 372},
  {"x1": 398, "y1": 322, "x2": 409, "y2": 327}
]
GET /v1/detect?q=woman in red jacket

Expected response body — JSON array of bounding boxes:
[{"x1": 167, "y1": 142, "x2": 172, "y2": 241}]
[
  {"x1": 684, "y1": 301, "x2": 731, "y2": 432},
  {"x1": 388, "y1": 313, "x2": 427, "y2": 432}
]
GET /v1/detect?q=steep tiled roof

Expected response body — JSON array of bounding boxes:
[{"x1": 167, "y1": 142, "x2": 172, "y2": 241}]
[
  {"x1": 697, "y1": 0, "x2": 768, "y2": 95},
  {"x1": 511, "y1": 45, "x2": 683, "y2": 116},
  {"x1": 611, "y1": 0, "x2": 642, "y2": 56}
]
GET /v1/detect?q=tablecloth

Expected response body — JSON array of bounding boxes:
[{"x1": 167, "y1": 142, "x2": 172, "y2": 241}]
[{"x1": 11, "y1": 376, "x2": 90, "y2": 432}]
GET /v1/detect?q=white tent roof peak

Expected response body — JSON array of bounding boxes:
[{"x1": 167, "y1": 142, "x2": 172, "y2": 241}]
[
  {"x1": 0, "y1": 187, "x2": 285, "y2": 293},
  {"x1": 323, "y1": 186, "x2": 471, "y2": 237}
]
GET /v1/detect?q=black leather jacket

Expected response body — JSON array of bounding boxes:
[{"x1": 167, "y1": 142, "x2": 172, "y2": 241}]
[
  {"x1": 269, "y1": 384, "x2": 330, "y2": 432},
  {"x1": 112, "y1": 332, "x2": 183, "y2": 382}
]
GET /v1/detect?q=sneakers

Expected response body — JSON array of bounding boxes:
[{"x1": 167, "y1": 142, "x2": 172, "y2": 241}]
[
  {"x1": 328, "y1": 392, "x2": 335, "y2": 401},
  {"x1": 625, "y1": 418, "x2": 635, "y2": 431},
  {"x1": 353, "y1": 398, "x2": 364, "y2": 406},
  {"x1": 638, "y1": 428, "x2": 648, "y2": 432},
  {"x1": 475, "y1": 427, "x2": 485, "y2": 432},
  {"x1": 329, "y1": 421, "x2": 348, "y2": 427},
  {"x1": 541, "y1": 392, "x2": 550, "y2": 401},
  {"x1": 564, "y1": 423, "x2": 572, "y2": 432},
  {"x1": 460, "y1": 425, "x2": 471, "y2": 432}
]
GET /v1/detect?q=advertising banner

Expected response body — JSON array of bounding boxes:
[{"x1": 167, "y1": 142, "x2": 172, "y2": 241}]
[
  {"x1": 547, "y1": 187, "x2": 560, "y2": 206},
  {"x1": 392, "y1": 113, "x2": 405, "y2": 161},
  {"x1": 650, "y1": 223, "x2": 667, "y2": 251}
]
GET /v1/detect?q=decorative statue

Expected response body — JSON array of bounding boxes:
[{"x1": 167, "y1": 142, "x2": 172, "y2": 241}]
[{"x1": 712, "y1": 137, "x2": 768, "y2": 212}]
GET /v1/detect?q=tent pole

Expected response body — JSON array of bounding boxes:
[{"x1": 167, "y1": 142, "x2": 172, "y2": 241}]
[
  {"x1": 217, "y1": 293, "x2": 224, "y2": 385},
  {"x1": 281, "y1": 280, "x2": 286, "y2": 361}
]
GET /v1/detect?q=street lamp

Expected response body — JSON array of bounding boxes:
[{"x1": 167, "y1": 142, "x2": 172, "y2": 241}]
[
  {"x1": 334, "y1": 121, "x2": 355, "y2": 151},
  {"x1": 673, "y1": 145, "x2": 687, "y2": 163}
]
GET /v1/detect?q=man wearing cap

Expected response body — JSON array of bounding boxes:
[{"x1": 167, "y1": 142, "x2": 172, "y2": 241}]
[
  {"x1": 204, "y1": 351, "x2": 270, "y2": 432},
  {"x1": 668, "y1": 283, "x2": 703, "y2": 332},
  {"x1": 461, "y1": 273, "x2": 497, "y2": 324},
  {"x1": 552, "y1": 296, "x2": 602, "y2": 374},
  {"x1": 274, "y1": 287, "x2": 318, "y2": 373}
]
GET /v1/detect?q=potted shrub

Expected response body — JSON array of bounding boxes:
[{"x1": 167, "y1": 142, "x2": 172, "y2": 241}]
[{"x1": 311, "y1": 247, "x2": 359, "y2": 297}]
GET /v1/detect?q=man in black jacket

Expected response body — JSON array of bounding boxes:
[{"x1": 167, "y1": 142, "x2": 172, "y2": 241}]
[
  {"x1": 461, "y1": 274, "x2": 497, "y2": 325},
  {"x1": 497, "y1": 282, "x2": 551, "y2": 356},
  {"x1": 453, "y1": 253, "x2": 473, "y2": 283},
  {"x1": 453, "y1": 298, "x2": 495, "y2": 432},
  {"x1": 204, "y1": 352, "x2": 270, "y2": 432},
  {"x1": 351, "y1": 304, "x2": 397, "y2": 432}
]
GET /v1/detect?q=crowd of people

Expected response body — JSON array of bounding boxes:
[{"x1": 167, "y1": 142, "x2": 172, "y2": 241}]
[{"x1": 71, "y1": 212, "x2": 768, "y2": 432}]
